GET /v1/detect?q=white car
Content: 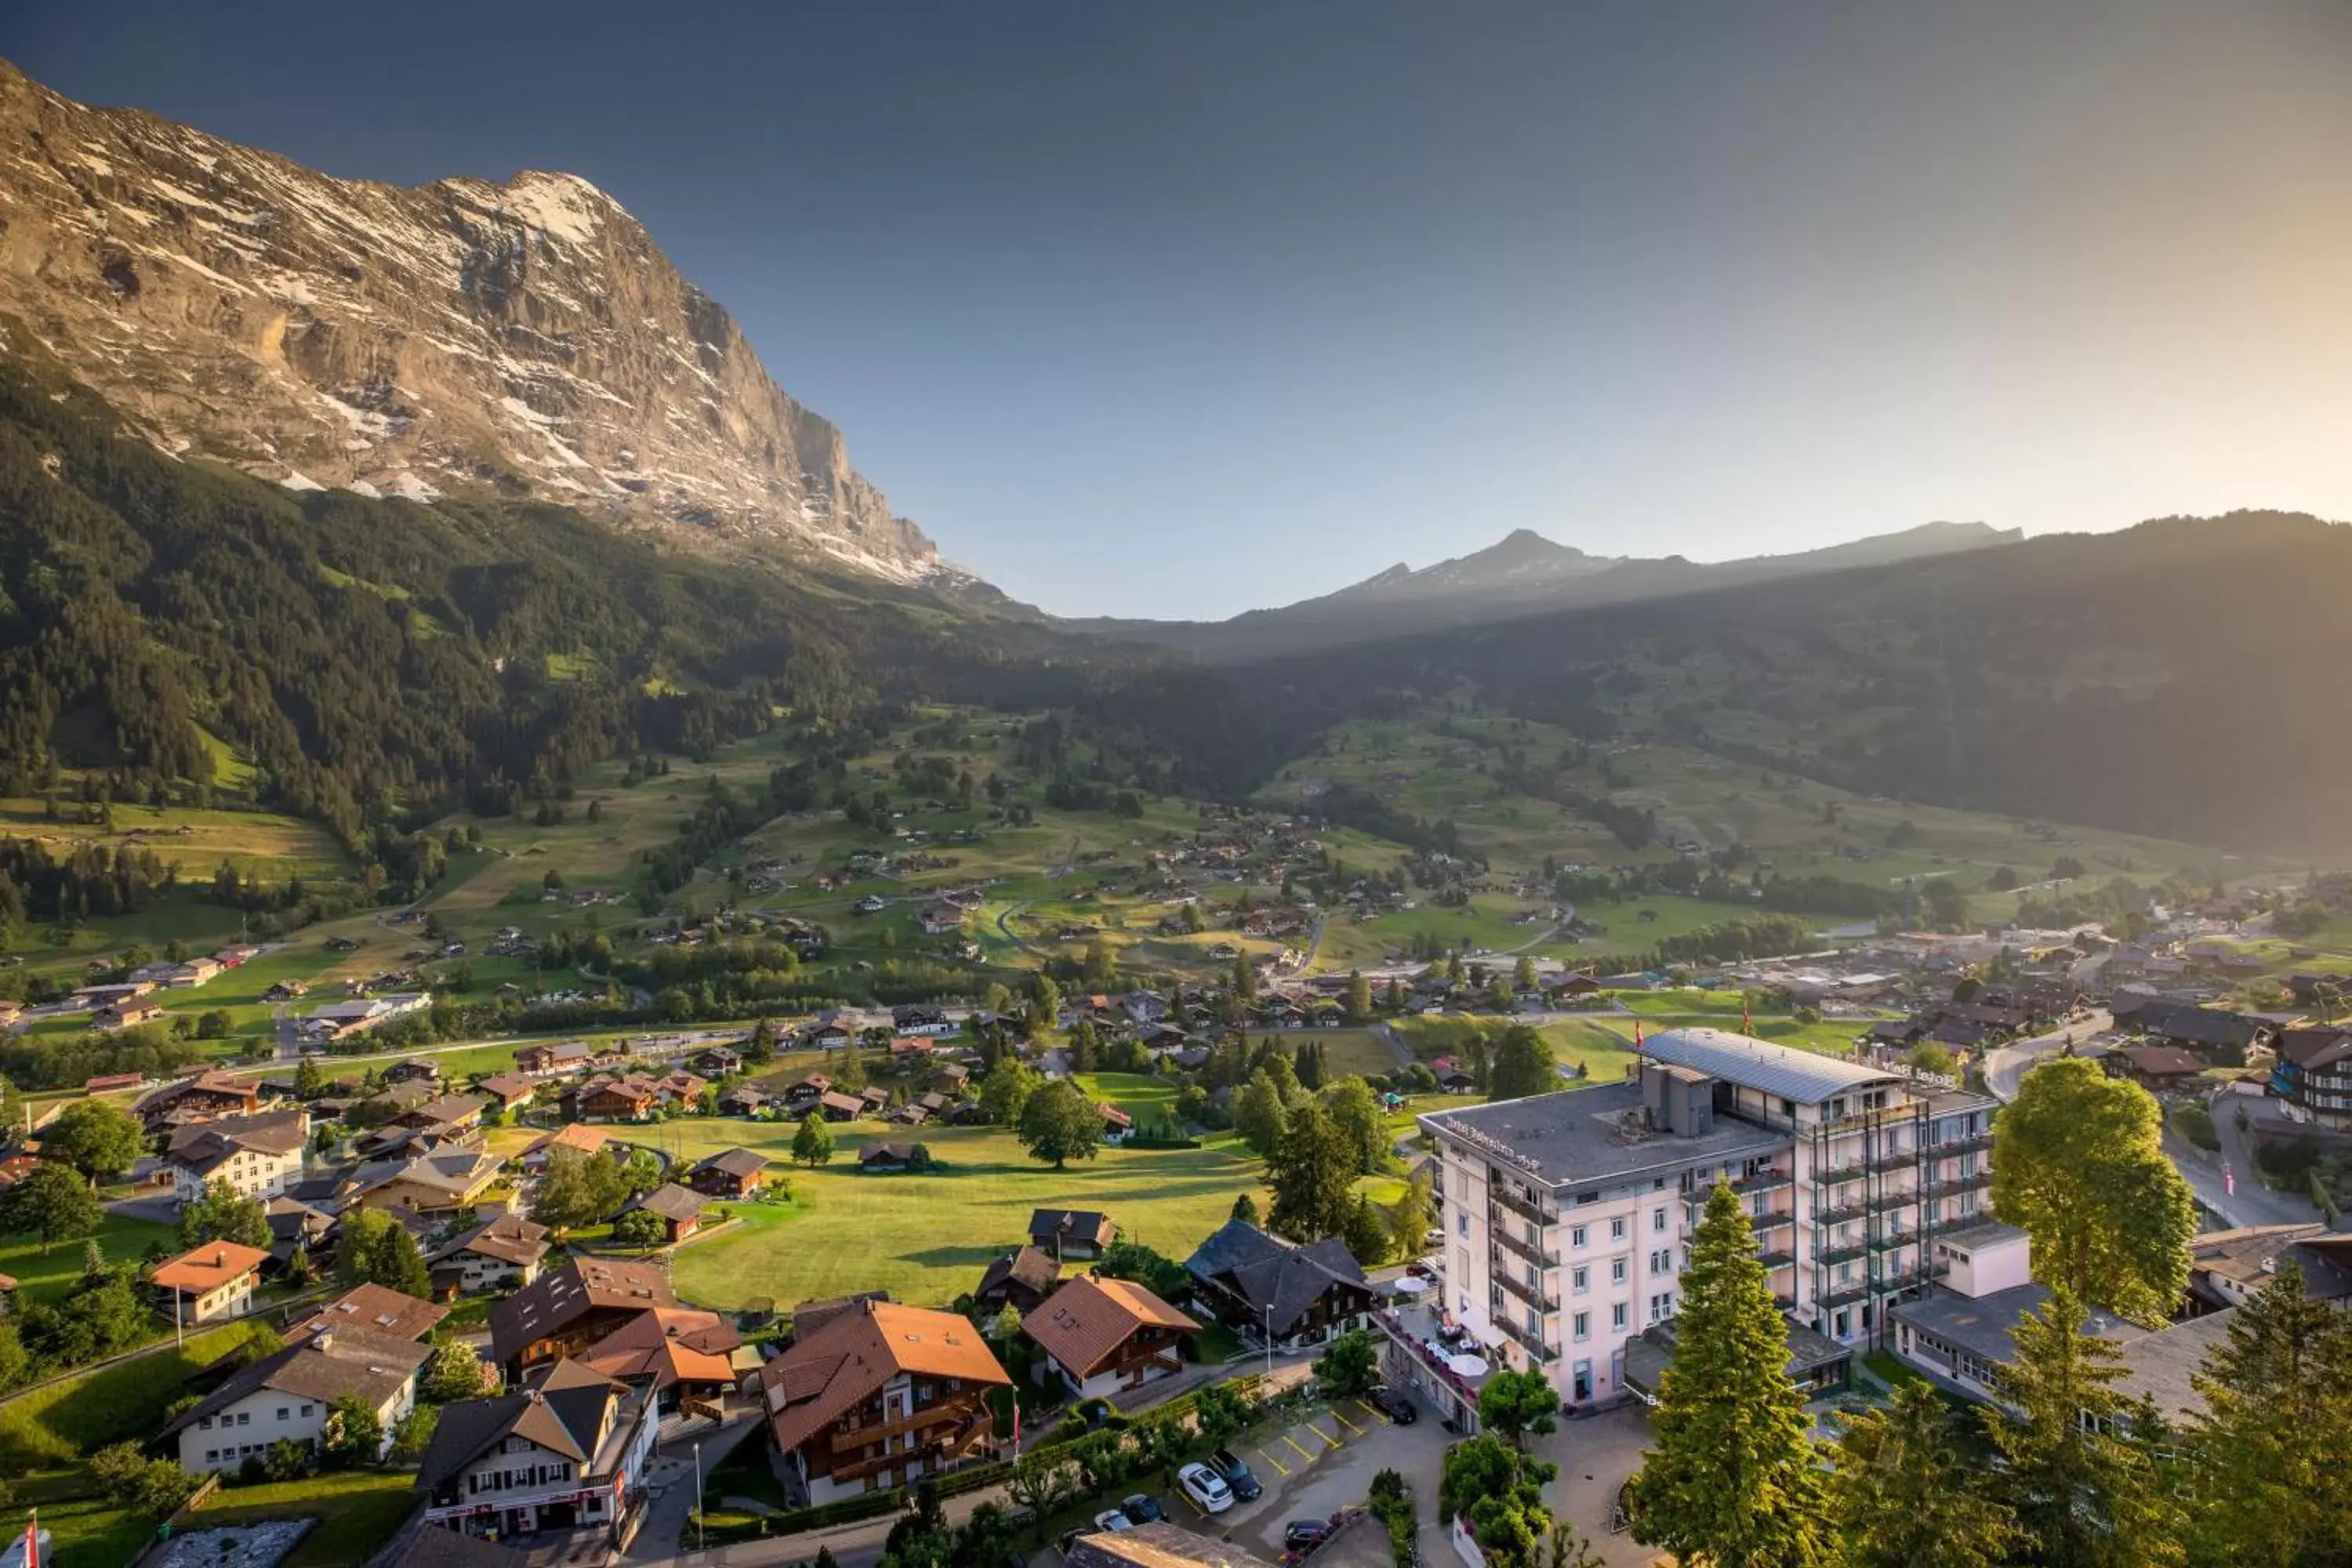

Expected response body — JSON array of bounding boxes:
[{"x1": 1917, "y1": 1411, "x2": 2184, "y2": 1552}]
[
  {"x1": 1178, "y1": 1461, "x2": 1235, "y2": 1515},
  {"x1": 1094, "y1": 1510, "x2": 1134, "y2": 1533}
]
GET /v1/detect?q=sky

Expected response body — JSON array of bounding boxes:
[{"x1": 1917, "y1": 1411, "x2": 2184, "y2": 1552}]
[{"x1": 12, "y1": 1, "x2": 2352, "y2": 618}]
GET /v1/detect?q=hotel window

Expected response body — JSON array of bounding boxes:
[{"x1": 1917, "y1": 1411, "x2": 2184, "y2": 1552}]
[
  {"x1": 1572, "y1": 1266, "x2": 1588, "y2": 1293},
  {"x1": 1611, "y1": 1303, "x2": 1628, "y2": 1330},
  {"x1": 1610, "y1": 1258, "x2": 1627, "y2": 1284},
  {"x1": 1570, "y1": 1225, "x2": 1587, "y2": 1249},
  {"x1": 1573, "y1": 1312, "x2": 1589, "y2": 1341},
  {"x1": 1610, "y1": 1217, "x2": 1626, "y2": 1241},
  {"x1": 1652, "y1": 1207, "x2": 1668, "y2": 1232}
]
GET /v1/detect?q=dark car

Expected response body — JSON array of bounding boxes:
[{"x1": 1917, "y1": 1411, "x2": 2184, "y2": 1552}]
[
  {"x1": 1368, "y1": 1385, "x2": 1418, "y2": 1424},
  {"x1": 1208, "y1": 1448, "x2": 1262, "y2": 1501},
  {"x1": 1121, "y1": 1494, "x2": 1166, "y2": 1525},
  {"x1": 1285, "y1": 1521, "x2": 1335, "y2": 1553}
]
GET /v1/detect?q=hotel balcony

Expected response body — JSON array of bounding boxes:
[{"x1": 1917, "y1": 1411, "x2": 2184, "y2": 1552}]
[
  {"x1": 1867, "y1": 1187, "x2": 1921, "y2": 1212},
  {"x1": 1867, "y1": 1147, "x2": 1922, "y2": 1174},
  {"x1": 1490, "y1": 1226, "x2": 1559, "y2": 1270},
  {"x1": 1751, "y1": 1209, "x2": 1795, "y2": 1233},
  {"x1": 1757, "y1": 1247, "x2": 1797, "y2": 1269},
  {"x1": 1929, "y1": 1130, "x2": 1995, "y2": 1157},
  {"x1": 1494, "y1": 1315, "x2": 1560, "y2": 1363},
  {"x1": 1866, "y1": 1230, "x2": 1917, "y2": 1253},
  {"x1": 1815, "y1": 1240, "x2": 1869, "y2": 1267},
  {"x1": 1922, "y1": 1170, "x2": 1992, "y2": 1200},
  {"x1": 1813, "y1": 1200, "x2": 1870, "y2": 1227},
  {"x1": 1488, "y1": 1187, "x2": 1552, "y2": 1228},
  {"x1": 1491, "y1": 1260, "x2": 1562, "y2": 1314}
]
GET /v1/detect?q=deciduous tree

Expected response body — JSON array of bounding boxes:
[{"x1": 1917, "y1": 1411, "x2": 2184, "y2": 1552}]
[
  {"x1": 1016, "y1": 1079, "x2": 1102, "y2": 1169},
  {"x1": 0, "y1": 1160, "x2": 102, "y2": 1250},
  {"x1": 1486, "y1": 1025, "x2": 1556, "y2": 1102},
  {"x1": 792, "y1": 1111, "x2": 836, "y2": 1167},
  {"x1": 1993, "y1": 1057, "x2": 2195, "y2": 1323},
  {"x1": 1314, "y1": 1327, "x2": 1379, "y2": 1395},
  {"x1": 1478, "y1": 1369, "x2": 1561, "y2": 1450},
  {"x1": 38, "y1": 1098, "x2": 144, "y2": 1187}
]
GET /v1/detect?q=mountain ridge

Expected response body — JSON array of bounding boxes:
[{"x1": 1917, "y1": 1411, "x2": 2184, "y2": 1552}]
[
  {"x1": 0, "y1": 58, "x2": 952, "y2": 585},
  {"x1": 1066, "y1": 518, "x2": 2022, "y2": 658}
]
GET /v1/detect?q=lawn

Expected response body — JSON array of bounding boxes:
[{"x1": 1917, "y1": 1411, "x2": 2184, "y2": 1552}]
[
  {"x1": 0, "y1": 1319, "x2": 283, "y2": 1470},
  {"x1": 31, "y1": 1493, "x2": 151, "y2": 1568},
  {"x1": 0, "y1": 1210, "x2": 179, "y2": 1308},
  {"x1": 668, "y1": 1115, "x2": 1269, "y2": 1311},
  {"x1": 190, "y1": 1469, "x2": 422, "y2": 1567}
]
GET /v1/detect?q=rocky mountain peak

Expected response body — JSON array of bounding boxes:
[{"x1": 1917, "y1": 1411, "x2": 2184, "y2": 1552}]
[{"x1": 0, "y1": 59, "x2": 946, "y2": 583}]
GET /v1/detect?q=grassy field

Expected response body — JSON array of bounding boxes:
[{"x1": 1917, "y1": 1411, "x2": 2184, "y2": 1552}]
[
  {"x1": 0, "y1": 1319, "x2": 283, "y2": 1470},
  {"x1": 667, "y1": 1083, "x2": 1270, "y2": 1309},
  {"x1": 190, "y1": 1469, "x2": 422, "y2": 1567},
  {"x1": 0, "y1": 1210, "x2": 180, "y2": 1308}
]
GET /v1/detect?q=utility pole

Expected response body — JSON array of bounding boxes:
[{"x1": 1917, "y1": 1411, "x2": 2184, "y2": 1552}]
[
  {"x1": 693, "y1": 1439, "x2": 705, "y2": 1554},
  {"x1": 1263, "y1": 1302, "x2": 1274, "y2": 1383}
]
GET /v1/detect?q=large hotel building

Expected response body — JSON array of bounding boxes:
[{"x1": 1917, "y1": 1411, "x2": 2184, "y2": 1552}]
[{"x1": 1381, "y1": 1028, "x2": 1998, "y2": 1421}]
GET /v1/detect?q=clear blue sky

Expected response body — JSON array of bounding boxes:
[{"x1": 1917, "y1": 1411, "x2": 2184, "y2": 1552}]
[{"x1": 13, "y1": 1, "x2": 2352, "y2": 617}]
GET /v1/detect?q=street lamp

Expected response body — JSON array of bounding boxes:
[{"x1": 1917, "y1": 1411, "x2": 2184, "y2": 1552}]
[
  {"x1": 1263, "y1": 1302, "x2": 1274, "y2": 1382},
  {"x1": 693, "y1": 1439, "x2": 704, "y2": 1554}
]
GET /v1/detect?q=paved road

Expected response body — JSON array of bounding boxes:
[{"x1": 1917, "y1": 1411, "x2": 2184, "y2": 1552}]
[
  {"x1": 627, "y1": 1413, "x2": 760, "y2": 1564},
  {"x1": 2165, "y1": 1098, "x2": 2323, "y2": 1229},
  {"x1": 1982, "y1": 1009, "x2": 2112, "y2": 1102}
]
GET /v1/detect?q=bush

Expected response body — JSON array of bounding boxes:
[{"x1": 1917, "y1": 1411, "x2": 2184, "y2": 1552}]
[{"x1": 2172, "y1": 1102, "x2": 2219, "y2": 1151}]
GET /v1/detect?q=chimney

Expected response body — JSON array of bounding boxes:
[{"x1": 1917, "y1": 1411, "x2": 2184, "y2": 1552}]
[{"x1": 314, "y1": 1330, "x2": 334, "y2": 1352}]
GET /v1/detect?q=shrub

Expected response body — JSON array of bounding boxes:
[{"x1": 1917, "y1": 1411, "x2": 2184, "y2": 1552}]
[{"x1": 2172, "y1": 1102, "x2": 2219, "y2": 1151}]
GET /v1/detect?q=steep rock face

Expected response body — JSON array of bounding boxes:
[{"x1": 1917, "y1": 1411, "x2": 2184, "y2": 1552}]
[{"x1": 0, "y1": 60, "x2": 943, "y2": 582}]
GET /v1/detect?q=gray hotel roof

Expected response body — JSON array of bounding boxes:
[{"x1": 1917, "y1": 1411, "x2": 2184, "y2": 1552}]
[
  {"x1": 1638, "y1": 1028, "x2": 1903, "y2": 1104},
  {"x1": 1425, "y1": 1080, "x2": 1788, "y2": 1188}
]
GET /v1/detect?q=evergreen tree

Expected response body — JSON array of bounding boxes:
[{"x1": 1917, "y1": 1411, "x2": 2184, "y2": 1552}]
[
  {"x1": 792, "y1": 1112, "x2": 836, "y2": 1167},
  {"x1": 1387, "y1": 1167, "x2": 1436, "y2": 1256},
  {"x1": 746, "y1": 1017, "x2": 778, "y2": 1065},
  {"x1": 1294, "y1": 1039, "x2": 1324, "y2": 1091},
  {"x1": 2183, "y1": 1259, "x2": 2352, "y2": 1567},
  {"x1": 1983, "y1": 1289, "x2": 2183, "y2": 1568},
  {"x1": 1829, "y1": 1382, "x2": 2016, "y2": 1568},
  {"x1": 1231, "y1": 1192, "x2": 1261, "y2": 1225},
  {"x1": 1231, "y1": 952, "x2": 1257, "y2": 1002},
  {"x1": 1069, "y1": 1018, "x2": 1099, "y2": 1073},
  {"x1": 1232, "y1": 1068, "x2": 1290, "y2": 1159},
  {"x1": 832, "y1": 1036, "x2": 867, "y2": 1092},
  {"x1": 293, "y1": 1054, "x2": 325, "y2": 1098},
  {"x1": 1629, "y1": 1180, "x2": 1835, "y2": 1568},
  {"x1": 1341, "y1": 1192, "x2": 1390, "y2": 1265},
  {"x1": 1318, "y1": 1075, "x2": 1387, "y2": 1174},
  {"x1": 1265, "y1": 1101, "x2": 1357, "y2": 1243},
  {"x1": 1347, "y1": 968, "x2": 1374, "y2": 1022}
]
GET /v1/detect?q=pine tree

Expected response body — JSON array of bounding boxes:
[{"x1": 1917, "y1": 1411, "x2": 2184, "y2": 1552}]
[
  {"x1": 1629, "y1": 1180, "x2": 1835, "y2": 1567},
  {"x1": 1486, "y1": 1025, "x2": 1556, "y2": 1102},
  {"x1": 1983, "y1": 1289, "x2": 2183, "y2": 1568},
  {"x1": 2182, "y1": 1261, "x2": 2352, "y2": 1568},
  {"x1": 1265, "y1": 1101, "x2": 1357, "y2": 1243},
  {"x1": 1341, "y1": 1192, "x2": 1390, "y2": 1265},
  {"x1": 833, "y1": 1036, "x2": 866, "y2": 1092},
  {"x1": 1294, "y1": 1040, "x2": 1323, "y2": 1091},
  {"x1": 1829, "y1": 1381, "x2": 2016, "y2": 1568},
  {"x1": 1347, "y1": 968, "x2": 1374, "y2": 1022}
]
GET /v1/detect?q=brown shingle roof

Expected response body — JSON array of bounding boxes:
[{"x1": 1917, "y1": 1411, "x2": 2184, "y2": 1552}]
[
  {"x1": 433, "y1": 1212, "x2": 551, "y2": 1269},
  {"x1": 1020, "y1": 1276, "x2": 1198, "y2": 1381},
  {"x1": 760, "y1": 1299, "x2": 1009, "y2": 1454},
  {"x1": 490, "y1": 1258, "x2": 676, "y2": 1365},
  {"x1": 285, "y1": 1282, "x2": 448, "y2": 1345},
  {"x1": 695, "y1": 1147, "x2": 769, "y2": 1180},
  {"x1": 628, "y1": 1183, "x2": 706, "y2": 1223}
]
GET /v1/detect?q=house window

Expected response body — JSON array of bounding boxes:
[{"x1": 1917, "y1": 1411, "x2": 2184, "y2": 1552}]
[
  {"x1": 278, "y1": 1407, "x2": 289, "y2": 1421},
  {"x1": 1456, "y1": 1213, "x2": 1470, "y2": 1236},
  {"x1": 300, "y1": 1404, "x2": 314, "y2": 1417}
]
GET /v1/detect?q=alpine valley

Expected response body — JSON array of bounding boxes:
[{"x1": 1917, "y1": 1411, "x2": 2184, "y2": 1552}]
[{"x1": 8, "y1": 56, "x2": 2352, "y2": 872}]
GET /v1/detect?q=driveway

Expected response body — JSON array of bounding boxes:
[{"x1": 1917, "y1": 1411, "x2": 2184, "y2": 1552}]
[
  {"x1": 1982, "y1": 1009, "x2": 2111, "y2": 1102},
  {"x1": 627, "y1": 1413, "x2": 760, "y2": 1563}
]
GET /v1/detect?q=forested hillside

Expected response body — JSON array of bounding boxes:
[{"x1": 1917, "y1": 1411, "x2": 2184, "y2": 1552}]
[
  {"x1": 1102, "y1": 511, "x2": 2352, "y2": 858},
  {"x1": 0, "y1": 321, "x2": 1136, "y2": 873}
]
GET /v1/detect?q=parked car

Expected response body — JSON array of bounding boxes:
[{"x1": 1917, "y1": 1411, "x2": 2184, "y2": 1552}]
[
  {"x1": 1178, "y1": 1462, "x2": 1234, "y2": 1515},
  {"x1": 1208, "y1": 1448, "x2": 1263, "y2": 1502},
  {"x1": 1094, "y1": 1511, "x2": 1135, "y2": 1534},
  {"x1": 1285, "y1": 1520, "x2": 1335, "y2": 1553},
  {"x1": 1369, "y1": 1385, "x2": 1418, "y2": 1424},
  {"x1": 1120, "y1": 1495, "x2": 1166, "y2": 1525}
]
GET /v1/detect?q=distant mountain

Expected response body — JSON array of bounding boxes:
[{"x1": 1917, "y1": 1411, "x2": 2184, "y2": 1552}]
[
  {"x1": 1067, "y1": 520, "x2": 2021, "y2": 659},
  {"x1": 0, "y1": 59, "x2": 958, "y2": 586}
]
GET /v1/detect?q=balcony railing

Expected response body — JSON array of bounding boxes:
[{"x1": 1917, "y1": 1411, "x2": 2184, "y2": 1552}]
[
  {"x1": 1490, "y1": 1226, "x2": 1559, "y2": 1270},
  {"x1": 1867, "y1": 1148, "x2": 1920, "y2": 1174},
  {"x1": 1923, "y1": 1170, "x2": 1992, "y2": 1200},
  {"x1": 1816, "y1": 1241, "x2": 1868, "y2": 1267},
  {"x1": 1687, "y1": 1169, "x2": 1795, "y2": 1204},
  {"x1": 1811, "y1": 1160, "x2": 1870, "y2": 1185},
  {"x1": 1490, "y1": 1260, "x2": 1562, "y2": 1314},
  {"x1": 1489, "y1": 1187, "x2": 1552, "y2": 1228},
  {"x1": 1867, "y1": 1188, "x2": 1920, "y2": 1212},
  {"x1": 1751, "y1": 1210, "x2": 1795, "y2": 1232},
  {"x1": 1757, "y1": 1248, "x2": 1796, "y2": 1269},
  {"x1": 1867, "y1": 1231, "x2": 1917, "y2": 1253},
  {"x1": 1928, "y1": 1131, "x2": 1994, "y2": 1156},
  {"x1": 1493, "y1": 1316, "x2": 1559, "y2": 1363},
  {"x1": 1813, "y1": 1201, "x2": 1870, "y2": 1227}
]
